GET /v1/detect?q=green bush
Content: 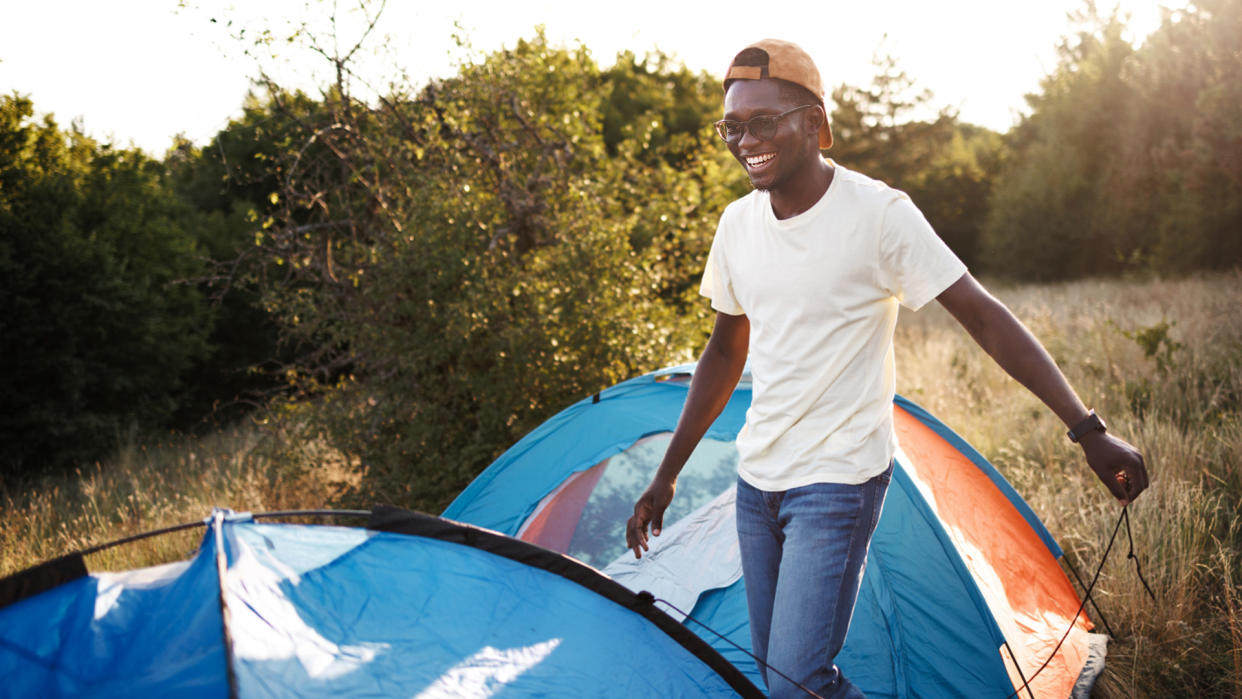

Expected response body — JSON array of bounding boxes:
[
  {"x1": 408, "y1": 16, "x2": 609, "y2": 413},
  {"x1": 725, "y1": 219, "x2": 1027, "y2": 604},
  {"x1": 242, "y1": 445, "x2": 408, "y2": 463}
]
[{"x1": 0, "y1": 95, "x2": 212, "y2": 474}]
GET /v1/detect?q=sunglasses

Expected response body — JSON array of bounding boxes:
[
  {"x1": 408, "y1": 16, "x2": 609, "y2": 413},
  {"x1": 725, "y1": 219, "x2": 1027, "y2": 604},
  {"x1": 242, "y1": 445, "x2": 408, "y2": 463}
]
[{"x1": 714, "y1": 105, "x2": 817, "y2": 144}]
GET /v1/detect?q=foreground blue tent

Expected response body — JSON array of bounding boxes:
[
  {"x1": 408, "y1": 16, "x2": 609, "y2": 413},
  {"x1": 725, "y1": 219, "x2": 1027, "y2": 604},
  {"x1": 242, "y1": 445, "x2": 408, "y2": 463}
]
[
  {"x1": 0, "y1": 507, "x2": 761, "y2": 697},
  {"x1": 445, "y1": 364, "x2": 1105, "y2": 698}
]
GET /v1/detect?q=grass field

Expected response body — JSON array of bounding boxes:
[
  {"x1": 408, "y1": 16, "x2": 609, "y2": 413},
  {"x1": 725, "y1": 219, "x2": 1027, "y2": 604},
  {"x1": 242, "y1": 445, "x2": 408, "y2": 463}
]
[
  {"x1": 0, "y1": 418, "x2": 360, "y2": 576},
  {"x1": 895, "y1": 271, "x2": 1242, "y2": 697},
  {"x1": 2, "y1": 271, "x2": 1239, "y2": 697}
]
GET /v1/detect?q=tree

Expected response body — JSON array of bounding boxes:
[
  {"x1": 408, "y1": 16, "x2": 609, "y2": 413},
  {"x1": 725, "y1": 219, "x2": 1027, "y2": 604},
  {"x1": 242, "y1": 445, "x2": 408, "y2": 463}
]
[
  {"x1": 982, "y1": 5, "x2": 1138, "y2": 280},
  {"x1": 1117, "y1": 0, "x2": 1242, "y2": 272},
  {"x1": 984, "y1": 0, "x2": 1242, "y2": 279},
  {"x1": 229, "y1": 20, "x2": 742, "y2": 511},
  {"x1": 161, "y1": 91, "x2": 326, "y2": 425},
  {"x1": 0, "y1": 95, "x2": 212, "y2": 474}
]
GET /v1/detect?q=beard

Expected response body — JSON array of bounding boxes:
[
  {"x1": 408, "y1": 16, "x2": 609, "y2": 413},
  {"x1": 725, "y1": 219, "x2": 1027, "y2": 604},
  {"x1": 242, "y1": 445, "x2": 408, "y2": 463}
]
[{"x1": 748, "y1": 166, "x2": 789, "y2": 192}]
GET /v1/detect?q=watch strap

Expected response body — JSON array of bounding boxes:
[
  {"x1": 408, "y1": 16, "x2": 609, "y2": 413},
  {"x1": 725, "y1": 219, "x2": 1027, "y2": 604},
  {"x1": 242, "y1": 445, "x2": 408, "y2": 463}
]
[{"x1": 1067, "y1": 410, "x2": 1107, "y2": 443}]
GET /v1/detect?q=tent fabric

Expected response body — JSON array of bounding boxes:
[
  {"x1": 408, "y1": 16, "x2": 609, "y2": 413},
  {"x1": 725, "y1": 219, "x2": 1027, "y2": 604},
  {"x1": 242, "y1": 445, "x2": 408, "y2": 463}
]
[
  {"x1": 0, "y1": 537, "x2": 229, "y2": 698},
  {"x1": 0, "y1": 508, "x2": 762, "y2": 698},
  {"x1": 894, "y1": 395, "x2": 1060, "y2": 557},
  {"x1": 891, "y1": 405, "x2": 1092, "y2": 696},
  {"x1": 444, "y1": 364, "x2": 751, "y2": 539},
  {"x1": 603, "y1": 484, "x2": 743, "y2": 621},
  {"x1": 445, "y1": 363, "x2": 1100, "y2": 698},
  {"x1": 0, "y1": 552, "x2": 89, "y2": 609}
]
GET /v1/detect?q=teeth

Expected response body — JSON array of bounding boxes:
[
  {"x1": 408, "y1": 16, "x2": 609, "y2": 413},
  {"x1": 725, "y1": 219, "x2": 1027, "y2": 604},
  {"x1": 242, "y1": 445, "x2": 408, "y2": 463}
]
[{"x1": 746, "y1": 153, "x2": 775, "y2": 167}]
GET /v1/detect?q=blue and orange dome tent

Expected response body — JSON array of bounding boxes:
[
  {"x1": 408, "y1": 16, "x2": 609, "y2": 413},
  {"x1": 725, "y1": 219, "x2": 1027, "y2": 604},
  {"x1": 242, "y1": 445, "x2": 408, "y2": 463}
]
[{"x1": 445, "y1": 363, "x2": 1107, "y2": 698}]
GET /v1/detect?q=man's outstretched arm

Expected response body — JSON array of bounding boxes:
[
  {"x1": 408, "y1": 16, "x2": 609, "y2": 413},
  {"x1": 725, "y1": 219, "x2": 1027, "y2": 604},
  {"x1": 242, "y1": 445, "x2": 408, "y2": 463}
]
[
  {"x1": 626, "y1": 311, "x2": 750, "y2": 558},
  {"x1": 936, "y1": 273, "x2": 1149, "y2": 504}
]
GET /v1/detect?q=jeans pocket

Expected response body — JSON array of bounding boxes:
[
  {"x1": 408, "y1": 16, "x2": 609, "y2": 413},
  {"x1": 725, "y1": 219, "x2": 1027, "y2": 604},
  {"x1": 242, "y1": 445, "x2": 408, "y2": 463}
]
[
  {"x1": 866, "y1": 461, "x2": 895, "y2": 533},
  {"x1": 875, "y1": 459, "x2": 894, "y2": 486}
]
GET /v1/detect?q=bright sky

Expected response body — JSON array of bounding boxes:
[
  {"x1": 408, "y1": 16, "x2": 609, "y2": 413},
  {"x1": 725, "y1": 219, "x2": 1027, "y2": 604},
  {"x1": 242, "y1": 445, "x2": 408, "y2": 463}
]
[{"x1": 1, "y1": 0, "x2": 1178, "y2": 155}]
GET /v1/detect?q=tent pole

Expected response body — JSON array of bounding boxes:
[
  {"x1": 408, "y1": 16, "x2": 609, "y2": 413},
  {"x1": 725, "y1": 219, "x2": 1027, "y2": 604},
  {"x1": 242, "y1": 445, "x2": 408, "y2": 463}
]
[
  {"x1": 1063, "y1": 554, "x2": 1116, "y2": 638},
  {"x1": 211, "y1": 511, "x2": 240, "y2": 699},
  {"x1": 1002, "y1": 641, "x2": 1037, "y2": 699}
]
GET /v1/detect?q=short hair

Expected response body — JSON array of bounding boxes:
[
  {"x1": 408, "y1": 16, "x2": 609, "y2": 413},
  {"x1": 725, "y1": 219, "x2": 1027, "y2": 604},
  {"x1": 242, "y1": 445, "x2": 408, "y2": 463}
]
[
  {"x1": 724, "y1": 47, "x2": 823, "y2": 109},
  {"x1": 775, "y1": 79, "x2": 822, "y2": 109}
]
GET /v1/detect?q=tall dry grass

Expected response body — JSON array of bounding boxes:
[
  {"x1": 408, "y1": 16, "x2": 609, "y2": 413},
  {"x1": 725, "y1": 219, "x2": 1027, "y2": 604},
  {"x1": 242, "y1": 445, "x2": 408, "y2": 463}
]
[
  {"x1": 0, "y1": 417, "x2": 360, "y2": 577},
  {"x1": 896, "y1": 270, "x2": 1242, "y2": 698},
  {"x1": 2, "y1": 271, "x2": 1238, "y2": 697}
]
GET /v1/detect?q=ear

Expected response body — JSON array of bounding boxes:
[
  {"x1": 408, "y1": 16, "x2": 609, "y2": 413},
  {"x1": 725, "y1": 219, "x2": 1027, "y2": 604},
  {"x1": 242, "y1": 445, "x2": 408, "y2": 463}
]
[
  {"x1": 802, "y1": 106, "x2": 826, "y2": 142},
  {"x1": 804, "y1": 105, "x2": 825, "y2": 131},
  {"x1": 807, "y1": 105, "x2": 833, "y2": 150}
]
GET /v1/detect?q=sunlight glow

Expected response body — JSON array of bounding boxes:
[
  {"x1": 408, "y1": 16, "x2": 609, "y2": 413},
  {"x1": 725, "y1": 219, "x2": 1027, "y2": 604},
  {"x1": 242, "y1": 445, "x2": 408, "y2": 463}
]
[
  {"x1": 414, "y1": 639, "x2": 563, "y2": 699},
  {"x1": 0, "y1": 0, "x2": 1184, "y2": 154},
  {"x1": 227, "y1": 535, "x2": 389, "y2": 680}
]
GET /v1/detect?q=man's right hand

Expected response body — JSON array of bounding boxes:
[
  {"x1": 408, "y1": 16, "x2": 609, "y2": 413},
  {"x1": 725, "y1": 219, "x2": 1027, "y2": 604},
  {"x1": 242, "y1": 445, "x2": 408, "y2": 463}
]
[
  {"x1": 623, "y1": 313, "x2": 748, "y2": 560},
  {"x1": 626, "y1": 477, "x2": 676, "y2": 559}
]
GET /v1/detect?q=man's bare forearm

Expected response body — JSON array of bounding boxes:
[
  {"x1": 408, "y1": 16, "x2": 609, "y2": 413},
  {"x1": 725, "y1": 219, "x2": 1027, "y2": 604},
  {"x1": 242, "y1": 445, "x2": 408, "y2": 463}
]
[
  {"x1": 938, "y1": 274, "x2": 1088, "y2": 427},
  {"x1": 627, "y1": 312, "x2": 749, "y2": 555},
  {"x1": 938, "y1": 273, "x2": 1148, "y2": 503},
  {"x1": 654, "y1": 312, "x2": 750, "y2": 484}
]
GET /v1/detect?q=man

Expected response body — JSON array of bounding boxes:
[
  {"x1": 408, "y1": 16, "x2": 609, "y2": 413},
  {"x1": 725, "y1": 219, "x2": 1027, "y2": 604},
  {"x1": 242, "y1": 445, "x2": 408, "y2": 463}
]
[{"x1": 625, "y1": 39, "x2": 1148, "y2": 699}]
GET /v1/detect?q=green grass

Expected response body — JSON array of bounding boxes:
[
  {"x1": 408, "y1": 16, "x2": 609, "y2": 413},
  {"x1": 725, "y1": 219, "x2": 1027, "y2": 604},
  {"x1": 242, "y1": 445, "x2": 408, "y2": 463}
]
[{"x1": 2, "y1": 271, "x2": 1239, "y2": 697}]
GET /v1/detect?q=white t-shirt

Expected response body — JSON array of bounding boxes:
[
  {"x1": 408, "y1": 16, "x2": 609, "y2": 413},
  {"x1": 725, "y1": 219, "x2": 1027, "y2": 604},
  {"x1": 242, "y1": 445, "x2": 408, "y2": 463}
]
[{"x1": 700, "y1": 162, "x2": 966, "y2": 490}]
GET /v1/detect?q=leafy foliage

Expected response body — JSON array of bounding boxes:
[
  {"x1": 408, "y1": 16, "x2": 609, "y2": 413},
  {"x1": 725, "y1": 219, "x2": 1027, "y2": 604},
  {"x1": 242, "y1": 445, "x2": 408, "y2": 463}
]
[
  {"x1": 237, "y1": 32, "x2": 744, "y2": 510},
  {"x1": 9, "y1": 0, "x2": 1240, "y2": 512},
  {"x1": 238, "y1": 30, "x2": 1017, "y2": 511},
  {"x1": 0, "y1": 95, "x2": 212, "y2": 473},
  {"x1": 984, "y1": 0, "x2": 1242, "y2": 279},
  {"x1": 1123, "y1": 0, "x2": 1242, "y2": 272},
  {"x1": 162, "y1": 93, "x2": 321, "y2": 424}
]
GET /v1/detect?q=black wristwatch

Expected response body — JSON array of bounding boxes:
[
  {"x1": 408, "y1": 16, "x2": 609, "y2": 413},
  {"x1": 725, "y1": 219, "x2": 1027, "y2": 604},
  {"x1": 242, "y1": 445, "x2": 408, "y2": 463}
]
[{"x1": 1067, "y1": 410, "x2": 1107, "y2": 443}]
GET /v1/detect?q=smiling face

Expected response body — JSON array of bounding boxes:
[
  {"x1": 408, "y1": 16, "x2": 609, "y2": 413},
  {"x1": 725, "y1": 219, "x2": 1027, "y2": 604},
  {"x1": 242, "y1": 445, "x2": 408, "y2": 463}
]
[{"x1": 722, "y1": 79, "x2": 823, "y2": 193}]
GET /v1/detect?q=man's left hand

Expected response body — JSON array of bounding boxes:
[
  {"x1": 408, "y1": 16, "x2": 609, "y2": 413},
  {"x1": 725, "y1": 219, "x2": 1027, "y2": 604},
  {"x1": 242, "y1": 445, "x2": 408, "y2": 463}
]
[{"x1": 1080, "y1": 431, "x2": 1149, "y2": 505}]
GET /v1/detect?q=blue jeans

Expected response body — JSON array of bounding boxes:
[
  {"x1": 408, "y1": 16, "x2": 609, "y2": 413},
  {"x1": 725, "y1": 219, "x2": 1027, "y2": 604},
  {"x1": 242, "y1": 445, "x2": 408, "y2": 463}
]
[{"x1": 735, "y1": 463, "x2": 892, "y2": 699}]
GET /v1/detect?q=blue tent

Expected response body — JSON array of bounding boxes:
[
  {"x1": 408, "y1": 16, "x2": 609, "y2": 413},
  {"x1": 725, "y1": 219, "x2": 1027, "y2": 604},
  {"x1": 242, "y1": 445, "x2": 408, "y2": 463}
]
[
  {"x1": 0, "y1": 507, "x2": 761, "y2": 697},
  {"x1": 445, "y1": 364, "x2": 1104, "y2": 698}
]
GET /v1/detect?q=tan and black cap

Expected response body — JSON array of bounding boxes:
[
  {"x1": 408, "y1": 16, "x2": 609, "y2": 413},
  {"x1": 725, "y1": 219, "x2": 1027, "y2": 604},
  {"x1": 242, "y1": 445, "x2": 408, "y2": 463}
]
[{"x1": 724, "y1": 39, "x2": 833, "y2": 150}]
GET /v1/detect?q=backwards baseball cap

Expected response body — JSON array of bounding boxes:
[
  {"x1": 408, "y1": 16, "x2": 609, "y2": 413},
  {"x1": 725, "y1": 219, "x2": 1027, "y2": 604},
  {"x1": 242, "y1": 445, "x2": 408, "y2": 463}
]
[{"x1": 724, "y1": 39, "x2": 833, "y2": 150}]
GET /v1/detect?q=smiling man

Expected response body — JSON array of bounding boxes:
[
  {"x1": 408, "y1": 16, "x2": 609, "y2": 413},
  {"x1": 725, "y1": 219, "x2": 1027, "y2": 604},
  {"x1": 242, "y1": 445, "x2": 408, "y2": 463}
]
[{"x1": 625, "y1": 39, "x2": 1149, "y2": 698}]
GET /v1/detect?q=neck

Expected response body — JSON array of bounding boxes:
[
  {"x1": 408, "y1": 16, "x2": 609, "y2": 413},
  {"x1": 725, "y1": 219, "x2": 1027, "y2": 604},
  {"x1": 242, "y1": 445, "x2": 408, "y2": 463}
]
[{"x1": 769, "y1": 156, "x2": 834, "y2": 220}]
